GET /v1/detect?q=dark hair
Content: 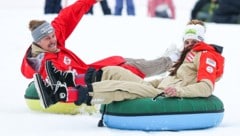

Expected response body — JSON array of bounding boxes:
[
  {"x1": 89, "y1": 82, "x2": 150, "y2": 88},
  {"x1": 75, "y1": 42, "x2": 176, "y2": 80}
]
[{"x1": 169, "y1": 45, "x2": 194, "y2": 76}]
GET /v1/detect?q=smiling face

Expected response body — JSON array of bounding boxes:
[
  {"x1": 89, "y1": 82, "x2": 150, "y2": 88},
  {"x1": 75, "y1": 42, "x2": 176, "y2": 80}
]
[{"x1": 36, "y1": 32, "x2": 58, "y2": 52}]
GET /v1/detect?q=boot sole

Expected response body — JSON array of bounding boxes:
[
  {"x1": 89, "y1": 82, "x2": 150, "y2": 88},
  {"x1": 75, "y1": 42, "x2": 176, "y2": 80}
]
[
  {"x1": 46, "y1": 61, "x2": 57, "y2": 85},
  {"x1": 33, "y1": 73, "x2": 50, "y2": 109}
]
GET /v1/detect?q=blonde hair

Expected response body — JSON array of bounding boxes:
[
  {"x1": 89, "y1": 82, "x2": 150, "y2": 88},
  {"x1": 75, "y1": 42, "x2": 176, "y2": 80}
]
[{"x1": 29, "y1": 20, "x2": 46, "y2": 31}]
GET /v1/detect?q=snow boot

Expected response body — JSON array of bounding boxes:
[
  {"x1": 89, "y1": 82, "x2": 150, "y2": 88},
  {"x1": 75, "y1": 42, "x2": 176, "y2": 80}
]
[
  {"x1": 85, "y1": 67, "x2": 102, "y2": 85},
  {"x1": 34, "y1": 73, "x2": 68, "y2": 109},
  {"x1": 45, "y1": 60, "x2": 76, "y2": 87},
  {"x1": 74, "y1": 84, "x2": 93, "y2": 106}
]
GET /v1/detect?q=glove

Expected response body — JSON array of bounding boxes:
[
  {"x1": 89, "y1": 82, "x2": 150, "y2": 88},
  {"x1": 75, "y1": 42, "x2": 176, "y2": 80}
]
[{"x1": 163, "y1": 44, "x2": 181, "y2": 62}]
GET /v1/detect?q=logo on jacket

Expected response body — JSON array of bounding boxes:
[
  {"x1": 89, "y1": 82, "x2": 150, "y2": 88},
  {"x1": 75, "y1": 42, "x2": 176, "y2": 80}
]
[
  {"x1": 206, "y1": 58, "x2": 216, "y2": 67},
  {"x1": 205, "y1": 58, "x2": 216, "y2": 74},
  {"x1": 206, "y1": 66, "x2": 214, "y2": 73},
  {"x1": 64, "y1": 56, "x2": 71, "y2": 65}
]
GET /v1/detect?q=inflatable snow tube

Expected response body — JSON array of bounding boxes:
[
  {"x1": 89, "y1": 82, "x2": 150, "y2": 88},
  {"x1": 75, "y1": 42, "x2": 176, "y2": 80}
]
[
  {"x1": 24, "y1": 81, "x2": 97, "y2": 115},
  {"x1": 100, "y1": 95, "x2": 224, "y2": 131}
]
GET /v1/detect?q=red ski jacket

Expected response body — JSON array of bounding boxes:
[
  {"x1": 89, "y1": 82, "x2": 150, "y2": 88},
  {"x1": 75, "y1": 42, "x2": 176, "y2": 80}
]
[
  {"x1": 192, "y1": 42, "x2": 224, "y2": 85},
  {"x1": 21, "y1": 0, "x2": 144, "y2": 84}
]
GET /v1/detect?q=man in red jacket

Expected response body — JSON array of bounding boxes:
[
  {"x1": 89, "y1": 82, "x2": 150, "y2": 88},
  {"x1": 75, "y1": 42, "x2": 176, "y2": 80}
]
[{"x1": 21, "y1": 0, "x2": 179, "y2": 85}]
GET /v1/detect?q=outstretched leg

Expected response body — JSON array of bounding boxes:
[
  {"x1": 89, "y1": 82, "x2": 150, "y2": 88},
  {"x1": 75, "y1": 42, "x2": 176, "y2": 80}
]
[
  {"x1": 124, "y1": 44, "x2": 181, "y2": 77},
  {"x1": 125, "y1": 57, "x2": 172, "y2": 77}
]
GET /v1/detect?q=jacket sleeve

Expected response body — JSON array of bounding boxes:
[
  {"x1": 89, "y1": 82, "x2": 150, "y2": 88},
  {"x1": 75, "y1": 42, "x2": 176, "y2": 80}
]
[
  {"x1": 51, "y1": 0, "x2": 96, "y2": 47},
  {"x1": 176, "y1": 79, "x2": 213, "y2": 97},
  {"x1": 197, "y1": 50, "x2": 224, "y2": 85}
]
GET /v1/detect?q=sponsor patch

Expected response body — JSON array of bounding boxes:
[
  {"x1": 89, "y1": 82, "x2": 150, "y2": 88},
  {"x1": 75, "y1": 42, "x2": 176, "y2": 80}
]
[
  {"x1": 64, "y1": 56, "x2": 71, "y2": 65},
  {"x1": 206, "y1": 58, "x2": 216, "y2": 67},
  {"x1": 206, "y1": 66, "x2": 214, "y2": 73}
]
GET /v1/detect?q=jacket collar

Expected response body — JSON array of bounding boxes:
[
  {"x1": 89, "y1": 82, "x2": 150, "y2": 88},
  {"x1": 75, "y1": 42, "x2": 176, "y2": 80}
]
[
  {"x1": 192, "y1": 42, "x2": 216, "y2": 53},
  {"x1": 31, "y1": 43, "x2": 60, "y2": 57}
]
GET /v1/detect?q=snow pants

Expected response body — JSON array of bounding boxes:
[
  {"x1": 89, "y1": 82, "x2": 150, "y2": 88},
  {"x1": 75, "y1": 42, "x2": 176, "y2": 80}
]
[{"x1": 90, "y1": 66, "x2": 164, "y2": 104}]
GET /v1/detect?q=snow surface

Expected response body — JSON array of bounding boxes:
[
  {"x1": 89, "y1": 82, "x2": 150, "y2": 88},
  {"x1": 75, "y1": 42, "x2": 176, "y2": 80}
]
[{"x1": 1, "y1": 0, "x2": 240, "y2": 135}]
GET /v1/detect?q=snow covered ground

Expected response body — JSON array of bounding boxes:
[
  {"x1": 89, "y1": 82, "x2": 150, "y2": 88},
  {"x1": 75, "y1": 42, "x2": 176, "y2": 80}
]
[{"x1": 1, "y1": 0, "x2": 240, "y2": 135}]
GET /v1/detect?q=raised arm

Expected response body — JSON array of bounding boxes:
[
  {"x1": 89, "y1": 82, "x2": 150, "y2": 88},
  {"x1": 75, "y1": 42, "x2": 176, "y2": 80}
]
[{"x1": 51, "y1": 0, "x2": 97, "y2": 47}]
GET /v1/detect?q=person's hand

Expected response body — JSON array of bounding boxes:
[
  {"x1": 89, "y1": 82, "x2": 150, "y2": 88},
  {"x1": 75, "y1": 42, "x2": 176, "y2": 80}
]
[
  {"x1": 164, "y1": 87, "x2": 177, "y2": 97},
  {"x1": 163, "y1": 44, "x2": 181, "y2": 62}
]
